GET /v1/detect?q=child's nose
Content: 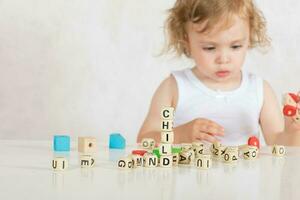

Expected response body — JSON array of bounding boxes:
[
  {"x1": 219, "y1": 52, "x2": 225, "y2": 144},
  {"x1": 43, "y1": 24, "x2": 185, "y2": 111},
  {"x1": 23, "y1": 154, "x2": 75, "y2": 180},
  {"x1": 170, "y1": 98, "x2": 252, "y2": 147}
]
[{"x1": 216, "y1": 51, "x2": 230, "y2": 64}]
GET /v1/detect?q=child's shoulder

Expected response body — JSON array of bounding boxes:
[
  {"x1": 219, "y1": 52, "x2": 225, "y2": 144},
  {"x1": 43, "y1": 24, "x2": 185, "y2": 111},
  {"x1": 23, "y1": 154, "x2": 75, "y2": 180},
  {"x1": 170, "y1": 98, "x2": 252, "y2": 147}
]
[{"x1": 152, "y1": 73, "x2": 178, "y2": 108}]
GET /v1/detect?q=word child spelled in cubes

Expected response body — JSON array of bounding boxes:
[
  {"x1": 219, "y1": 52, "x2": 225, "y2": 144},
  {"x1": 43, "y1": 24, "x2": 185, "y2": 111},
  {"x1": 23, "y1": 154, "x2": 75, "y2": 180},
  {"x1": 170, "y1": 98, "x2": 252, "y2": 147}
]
[{"x1": 159, "y1": 107, "x2": 175, "y2": 168}]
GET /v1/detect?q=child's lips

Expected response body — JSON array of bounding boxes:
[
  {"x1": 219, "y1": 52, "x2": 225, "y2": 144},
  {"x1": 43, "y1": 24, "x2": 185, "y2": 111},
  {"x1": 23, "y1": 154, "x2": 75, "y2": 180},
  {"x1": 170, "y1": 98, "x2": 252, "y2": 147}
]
[{"x1": 215, "y1": 70, "x2": 230, "y2": 77}]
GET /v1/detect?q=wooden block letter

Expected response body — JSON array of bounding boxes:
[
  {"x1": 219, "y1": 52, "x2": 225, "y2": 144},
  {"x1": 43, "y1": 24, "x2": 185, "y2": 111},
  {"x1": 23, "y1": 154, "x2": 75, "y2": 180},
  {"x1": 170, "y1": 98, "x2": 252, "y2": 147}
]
[
  {"x1": 130, "y1": 154, "x2": 143, "y2": 168},
  {"x1": 160, "y1": 155, "x2": 172, "y2": 168},
  {"x1": 78, "y1": 137, "x2": 97, "y2": 154},
  {"x1": 80, "y1": 155, "x2": 95, "y2": 168},
  {"x1": 161, "y1": 107, "x2": 175, "y2": 120},
  {"x1": 161, "y1": 131, "x2": 174, "y2": 144},
  {"x1": 159, "y1": 143, "x2": 172, "y2": 155},
  {"x1": 161, "y1": 120, "x2": 173, "y2": 132},
  {"x1": 195, "y1": 155, "x2": 211, "y2": 169},
  {"x1": 272, "y1": 145, "x2": 285, "y2": 156},
  {"x1": 52, "y1": 157, "x2": 68, "y2": 171},
  {"x1": 118, "y1": 157, "x2": 134, "y2": 169},
  {"x1": 143, "y1": 153, "x2": 158, "y2": 168},
  {"x1": 141, "y1": 138, "x2": 155, "y2": 149}
]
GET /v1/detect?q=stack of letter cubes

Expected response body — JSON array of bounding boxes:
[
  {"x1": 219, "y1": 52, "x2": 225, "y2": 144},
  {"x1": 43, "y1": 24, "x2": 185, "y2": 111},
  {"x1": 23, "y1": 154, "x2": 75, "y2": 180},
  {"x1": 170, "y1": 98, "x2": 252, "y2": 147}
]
[
  {"x1": 159, "y1": 107, "x2": 175, "y2": 167},
  {"x1": 52, "y1": 136, "x2": 97, "y2": 171},
  {"x1": 78, "y1": 137, "x2": 97, "y2": 168}
]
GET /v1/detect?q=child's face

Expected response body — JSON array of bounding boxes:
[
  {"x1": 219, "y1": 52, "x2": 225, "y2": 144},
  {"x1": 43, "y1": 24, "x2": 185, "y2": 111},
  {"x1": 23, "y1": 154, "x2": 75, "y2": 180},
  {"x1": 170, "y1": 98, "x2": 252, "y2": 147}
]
[{"x1": 186, "y1": 15, "x2": 250, "y2": 83}]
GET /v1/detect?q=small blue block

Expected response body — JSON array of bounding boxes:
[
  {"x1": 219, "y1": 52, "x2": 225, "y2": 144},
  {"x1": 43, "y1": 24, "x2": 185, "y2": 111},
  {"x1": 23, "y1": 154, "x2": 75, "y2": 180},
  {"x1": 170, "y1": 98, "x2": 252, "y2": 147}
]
[
  {"x1": 109, "y1": 133, "x2": 126, "y2": 149},
  {"x1": 53, "y1": 135, "x2": 70, "y2": 152}
]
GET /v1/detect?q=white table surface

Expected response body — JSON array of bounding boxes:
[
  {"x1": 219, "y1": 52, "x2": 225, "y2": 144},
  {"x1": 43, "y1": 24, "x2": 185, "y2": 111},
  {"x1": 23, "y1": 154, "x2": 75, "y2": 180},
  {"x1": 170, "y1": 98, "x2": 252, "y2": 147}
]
[{"x1": 0, "y1": 140, "x2": 299, "y2": 200}]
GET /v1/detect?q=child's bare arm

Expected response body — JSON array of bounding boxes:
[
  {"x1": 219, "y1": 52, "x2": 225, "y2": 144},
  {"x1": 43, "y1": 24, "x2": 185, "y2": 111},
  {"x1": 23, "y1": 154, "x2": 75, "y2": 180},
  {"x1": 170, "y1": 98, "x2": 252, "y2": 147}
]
[
  {"x1": 260, "y1": 80, "x2": 300, "y2": 145},
  {"x1": 137, "y1": 75, "x2": 224, "y2": 144},
  {"x1": 137, "y1": 75, "x2": 176, "y2": 143}
]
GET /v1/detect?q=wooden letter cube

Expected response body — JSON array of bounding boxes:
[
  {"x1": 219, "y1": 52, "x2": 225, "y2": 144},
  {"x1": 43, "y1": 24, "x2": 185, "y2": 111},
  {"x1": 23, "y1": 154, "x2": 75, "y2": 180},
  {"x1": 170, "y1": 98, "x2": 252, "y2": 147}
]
[
  {"x1": 80, "y1": 155, "x2": 95, "y2": 168},
  {"x1": 130, "y1": 154, "x2": 143, "y2": 168},
  {"x1": 192, "y1": 142, "x2": 204, "y2": 147},
  {"x1": 179, "y1": 150, "x2": 194, "y2": 165},
  {"x1": 52, "y1": 157, "x2": 68, "y2": 171},
  {"x1": 78, "y1": 137, "x2": 97, "y2": 154},
  {"x1": 192, "y1": 141, "x2": 205, "y2": 157},
  {"x1": 161, "y1": 107, "x2": 175, "y2": 120},
  {"x1": 160, "y1": 155, "x2": 172, "y2": 168},
  {"x1": 217, "y1": 146, "x2": 227, "y2": 160},
  {"x1": 223, "y1": 146, "x2": 239, "y2": 164},
  {"x1": 159, "y1": 143, "x2": 172, "y2": 155},
  {"x1": 187, "y1": 149, "x2": 195, "y2": 163},
  {"x1": 143, "y1": 153, "x2": 158, "y2": 167},
  {"x1": 272, "y1": 145, "x2": 285, "y2": 156},
  {"x1": 181, "y1": 143, "x2": 193, "y2": 151},
  {"x1": 141, "y1": 138, "x2": 155, "y2": 149},
  {"x1": 118, "y1": 157, "x2": 134, "y2": 169},
  {"x1": 172, "y1": 153, "x2": 179, "y2": 166},
  {"x1": 161, "y1": 131, "x2": 174, "y2": 144},
  {"x1": 161, "y1": 120, "x2": 173, "y2": 132},
  {"x1": 243, "y1": 146, "x2": 259, "y2": 160},
  {"x1": 195, "y1": 155, "x2": 212, "y2": 169},
  {"x1": 210, "y1": 142, "x2": 221, "y2": 154}
]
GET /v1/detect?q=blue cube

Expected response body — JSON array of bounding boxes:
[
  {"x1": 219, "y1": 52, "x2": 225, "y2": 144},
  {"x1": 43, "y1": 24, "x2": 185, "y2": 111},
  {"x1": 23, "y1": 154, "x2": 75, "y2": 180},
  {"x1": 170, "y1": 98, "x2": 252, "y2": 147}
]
[
  {"x1": 109, "y1": 133, "x2": 126, "y2": 149},
  {"x1": 53, "y1": 135, "x2": 70, "y2": 152}
]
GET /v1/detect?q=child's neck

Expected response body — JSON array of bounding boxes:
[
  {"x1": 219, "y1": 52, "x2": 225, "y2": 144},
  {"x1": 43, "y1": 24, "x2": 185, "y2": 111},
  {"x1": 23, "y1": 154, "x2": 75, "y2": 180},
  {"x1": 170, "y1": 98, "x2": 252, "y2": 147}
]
[{"x1": 192, "y1": 67, "x2": 243, "y2": 92}]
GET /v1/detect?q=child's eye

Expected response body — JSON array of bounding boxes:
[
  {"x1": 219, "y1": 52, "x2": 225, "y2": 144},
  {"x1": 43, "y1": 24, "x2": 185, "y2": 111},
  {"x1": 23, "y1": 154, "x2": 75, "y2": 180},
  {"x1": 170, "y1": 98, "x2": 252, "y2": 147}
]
[
  {"x1": 231, "y1": 45, "x2": 242, "y2": 49},
  {"x1": 203, "y1": 47, "x2": 216, "y2": 51}
]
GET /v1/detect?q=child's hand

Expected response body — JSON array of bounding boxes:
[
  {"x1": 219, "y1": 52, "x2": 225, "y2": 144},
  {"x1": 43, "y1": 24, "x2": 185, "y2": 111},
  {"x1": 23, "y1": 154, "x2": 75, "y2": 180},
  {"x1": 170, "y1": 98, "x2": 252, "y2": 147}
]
[
  {"x1": 284, "y1": 116, "x2": 300, "y2": 134},
  {"x1": 174, "y1": 118, "x2": 225, "y2": 143}
]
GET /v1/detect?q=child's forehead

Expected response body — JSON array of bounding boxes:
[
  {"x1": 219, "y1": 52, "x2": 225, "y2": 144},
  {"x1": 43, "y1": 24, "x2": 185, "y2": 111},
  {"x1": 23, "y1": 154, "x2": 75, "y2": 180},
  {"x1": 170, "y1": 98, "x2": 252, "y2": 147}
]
[{"x1": 187, "y1": 15, "x2": 250, "y2": 42}]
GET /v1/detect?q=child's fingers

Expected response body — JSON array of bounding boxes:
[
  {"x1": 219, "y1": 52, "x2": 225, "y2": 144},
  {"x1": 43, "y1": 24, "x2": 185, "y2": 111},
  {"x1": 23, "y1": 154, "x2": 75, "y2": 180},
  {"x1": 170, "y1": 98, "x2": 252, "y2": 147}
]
[
  {"x1": 206, "y1": 119, "x2": 225, "y2": 131},
  {"x1": 200, "y1": 124, "x2": 224, "y2": 136},
  {"x1": 201, "y1": 132, "x2": 219, "y2": 143},
  {"x1": 196, "y1": 118, "x2": 224, "y2": 135}
]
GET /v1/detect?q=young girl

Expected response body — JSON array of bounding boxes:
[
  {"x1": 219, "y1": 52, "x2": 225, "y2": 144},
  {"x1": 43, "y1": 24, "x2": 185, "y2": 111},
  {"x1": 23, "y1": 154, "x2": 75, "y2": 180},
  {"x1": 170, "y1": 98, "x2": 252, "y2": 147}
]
[{"x1": 137, "y1": 0, "x2": 300, "y2": 146}]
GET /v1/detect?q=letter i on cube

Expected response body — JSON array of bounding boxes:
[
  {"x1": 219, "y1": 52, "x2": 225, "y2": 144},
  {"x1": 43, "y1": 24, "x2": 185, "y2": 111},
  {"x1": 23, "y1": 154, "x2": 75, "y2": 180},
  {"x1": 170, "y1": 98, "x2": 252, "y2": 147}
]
[{"x1": 52, "y1": 157, "x2": 68, "y2": 171}]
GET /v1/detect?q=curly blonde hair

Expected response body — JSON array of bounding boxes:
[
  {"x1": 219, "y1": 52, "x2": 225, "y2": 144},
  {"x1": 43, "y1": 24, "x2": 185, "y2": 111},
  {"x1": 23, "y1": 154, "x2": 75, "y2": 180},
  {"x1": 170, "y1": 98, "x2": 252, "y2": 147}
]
[{"x1": 164, "y1": 0, "x2": 271, "y2": 57}]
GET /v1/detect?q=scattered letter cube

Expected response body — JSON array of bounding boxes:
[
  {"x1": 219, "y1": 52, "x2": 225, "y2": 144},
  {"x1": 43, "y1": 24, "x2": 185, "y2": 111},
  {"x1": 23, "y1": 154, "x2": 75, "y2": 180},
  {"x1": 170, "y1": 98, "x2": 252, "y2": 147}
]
[
  {"x1": 118, "y1": 157, "x2": 134, "y2": 169},
  {"x1": 223, "y1": 146, "x2": 238, "y2": 164},
  {"x1": 78, "y1": 137, "x2": 97, "y2": 154},
  {"x1": 52, "y1": 157, "x2": 68, "y2": 171},
  {"x1": 195, "y1": 155, "x2": 211, "y2": 169},
  {"x1": 272, "y1": 145, "x2": 285, "y2": 156},
  {"x1": 141, "y1": 138, "x2": 155, "y2": 149},
  {"x1": 243, "y1": 146, "x2": 259, "y2": 160},
  {"x1": 130, "y1": 154, "x2": 143, "y2": 168},
  {"x1": 80, "y1": 155, "x2": 95, "y2": 168},
  {"x1": 143, "y1": 153, "x2": 158, "y2": 167}
]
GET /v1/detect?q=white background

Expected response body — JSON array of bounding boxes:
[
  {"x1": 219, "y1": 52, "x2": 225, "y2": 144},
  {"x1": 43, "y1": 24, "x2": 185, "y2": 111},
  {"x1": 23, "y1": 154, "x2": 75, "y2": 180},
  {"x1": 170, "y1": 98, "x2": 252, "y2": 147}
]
[{"x1": 0, "y1": 0, "x2": 300, "y2": 143}]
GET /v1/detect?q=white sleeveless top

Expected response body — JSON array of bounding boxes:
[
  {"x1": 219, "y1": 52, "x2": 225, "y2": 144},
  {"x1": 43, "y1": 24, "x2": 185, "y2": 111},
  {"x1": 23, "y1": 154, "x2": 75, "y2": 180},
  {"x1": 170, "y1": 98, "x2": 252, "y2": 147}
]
[{"x1": 172, "y1": 68, "x2": 264, "y2": 146}]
